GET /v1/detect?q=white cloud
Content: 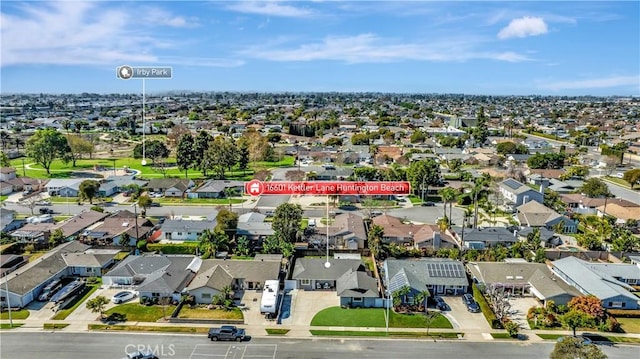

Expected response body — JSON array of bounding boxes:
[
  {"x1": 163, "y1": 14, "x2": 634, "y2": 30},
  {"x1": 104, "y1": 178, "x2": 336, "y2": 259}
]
[
  {"x1": 498, "y1": 16, "x2": 548, "y2": 39},
  {"x1": 538, "y1": 75, "x2": 640, "y2": 91},
  {"x1": 226, "y1": 1, "x2": 314, "y2": 18},
  {"x1": 0, "y1": 2, "x2": 237, "y2": 68},
  {"x1": 240, "y1": 33, "x2": 531, "y2": 63}
]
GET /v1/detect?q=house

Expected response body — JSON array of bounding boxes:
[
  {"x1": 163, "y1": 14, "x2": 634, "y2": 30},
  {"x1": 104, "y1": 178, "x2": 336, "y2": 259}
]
[
  {"x1": 238, "y1": 212, "x2": 267, "y2": 223},
  {"x1": 45, "y1": 179, "x2": 83, "y2": 197},
  {"x1": 0, "y1": 254, "x2": 27, "y2": 277},
  {"x1": 1, "y1": 208, "x2": 22, "y2": 233},
  {"x1": 158, "y1": 219, "x2": 216, "y2": 241},
  {"x1": 51, "y1": 210, "x2": 110, "y2": 241},
  {"x1": 0, "y1": 241, "x2": 119, "y2": 308},
  {"x1": 325, "y1": 213, "x2": 367, "y2": 250},
  {"x1": 236, "y1": 222, "x2": 274, "y2": 244},
  {"x1": 79, "y1": 210, "x2": 154, "y2": 246},
  {"x1": 0, "y1": 181, "x2": 12, "y2": 195},
  {"x1": 0, "y1": 167, "x2": 16, "y2": 182},
  {"x1": 516, "y1": 227, "x2": 561, "y2": 248},
  {"x1": 186, "y1": 257, "x2": 282, "y2": 304},
  {"x1": 336, "y1": 267, "x2": 379, "y2": 308},
  {"x1": 561, "y1": 194, "x2": 637, "y2": 216},
  {"x1": 6, "y1": 177, "x2": 45, "y2": 193},
  {"x1": 498, "y1": 178, "x2": 544, "y2": 210},
  {"x1": 467, "y1": 261, "x2": 580, "y2": 306},
  {"x1": 292, "y1": 257, "x2": 369, "y2": 291},
  {"x1": 146, "y1": 178, "x2": 194, "y2": 198},
  {"x1": 551, "y1": 256, "x2": 640, "y2": 309},
  {"x1": 102, "y1": 254, "x2": 201, "y2": 301},
  {"x1": 9, "y1": 222, "x2": 55, "y2": 245},
  {"x1": 455, "y1": 226, "x2": 518, "y2": 249},
  {"x1": 384, "y1": 258, "x2": 468, "y2": 300},
  {"x1": 516, "y1": 200, "x2": 578, "y2": 234},
  {"x1": 315, "y1": 168, "x2": 354, "y2": 181},
  {"x1": 194, "y1": 180, "x2": 244, "y2": 199},
  {"x1": 597, "y1": 203, "x2": 640, "y2": 224}
]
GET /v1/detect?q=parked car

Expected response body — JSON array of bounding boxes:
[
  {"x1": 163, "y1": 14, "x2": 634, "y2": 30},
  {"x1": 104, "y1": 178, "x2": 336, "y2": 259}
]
[
  {"x1": 35, "y1": 200, "x2": 51, "y2": 206},
  {"x1": 112, "y1": 291, "x2": 137, "y2": 304},
  {"x1": 121, "y1": 350, "x2": 158, "y2": 359},
  {"x1": 208, "y1": 325, "x2": 246, "y2": 342},
  {"x1": 150, "y1": 202, "x2": 161, "y2": 207},
  {"x1": 434, "y1": 296, "x2": 449, "y2": 311},
  {"x1": 39, "y1": 208, "x2": 54, "y2": 214},
  {"x1": 421, "y1": 201, "x2": 435, "y2": 207},
  {"x1": 462, "y1": 293, "x2": 481, "y2": 313}
]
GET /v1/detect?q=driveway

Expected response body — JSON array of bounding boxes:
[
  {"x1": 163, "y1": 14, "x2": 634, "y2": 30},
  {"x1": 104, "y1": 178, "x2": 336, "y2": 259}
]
[
  {"x1": 282, "y1": 290, "x2": 339, "y2": 326},
  {"x1": 443, "y1": 295, "x2": 491, "y2": 332},
  {"x1": 506, "y1": 296, "x2": 539, "y2": 330}
]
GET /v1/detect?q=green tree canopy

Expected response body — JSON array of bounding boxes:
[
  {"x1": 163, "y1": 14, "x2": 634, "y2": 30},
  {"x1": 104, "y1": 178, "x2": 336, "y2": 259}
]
[
  {"x1": 550, "y1": 336, "x2": 607, "y2": 359},
  {"x1": 79, "y1": 179, "x2": 100, "y2": 204},
  {"x1": 176, "y1": 132, "x2": 196, "y2": 179},
  {"x1": 272, "y1": 203, "x2": 303, "y2": 243},
  {"x1": 25, "y1": 128, "x2": 71, "y2": 175},
  {"x1": 622, "y1": 168, "x2": 640, "y2": 188},
  {"x1": 580, "y1": 178, "x2": 611, "y2": 198},
  {"x1": 407, "y1": 158, "x2": 441, "y2": 199}
]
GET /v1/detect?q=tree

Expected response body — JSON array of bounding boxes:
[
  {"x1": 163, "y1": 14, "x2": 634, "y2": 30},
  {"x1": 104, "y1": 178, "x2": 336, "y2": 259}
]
[
  {"x1": 272, "y1": 203, "x2": 303, "y2": 243},
  {"x1": 48, "y1": 228, "x2": 65, "y2": 248},
  {"x1": 166, "y1": 124, "x2": 190, "y2": 148},
  {"x1": 199, "y1": 228, "x2": 229, "y2": 259},
  {"x1": 439, "y1": 187, "x2": 457, "y2": 226},
  {"x1": 223, "y1": 187, "x2": 238, "y2": 211},
  {"x1": 138, "y1": 195, "x2": 153, "y2": 213},
  {"x1": 65, "y1": 134, "x2": 94, "y2": 167},
  {"x1": 235, "y1": 236, "x2": 251, "y2": 257},
  {"x1": 25, "y1": 128, "x2": 71, "y2": 175},
  {"x1": 205, "y1": 136, "x2": 238, "y2": 179},
  {"x1": 472, "y1": 106, "x2": 489, "y2": 146},
  {"x1": 0, "y1": 151, "x2": 10, "y2": 167},
  {"x1": 194, "y1": 130, "x2": 212, "y2": 176},
  {"x1": 215, "y1": 209, "x2": 238, "y2": 234},
  {"x1": 527, "y1": 153, "x2": 566, "y2": 169},
  {"x1": 237, "y1": 143, "x2": 250, "y2": 175},
  {"x1": 504, "y1": 320, "x2": 521, "y2": 338},
  {"x1": 79, "y1": 179, "x2": 100, "y2": 204},
  {"x1": 550, "y1": 336, "x2": 607, "y2": 359},
  {"x1": 622, "y1": 168, "x2": 640, "y2": 188},
  {"x1": 560, "y1": 310, "x2": 591, "y2": 337},
  {"x1": 86, "y1": 295, "x2": 110, "y2": 319},
  {"x1": 407, "y1": 159, "x2": 441, "y2": 201},
  {"x1": 176, "y1": 132, "x2": 196, "y2": 180},
  {"x1": 368, "y1": 224, "x2": 385, "y2": 259},
  {"x1": 496, "y1": 141, "x2": 528, "y2": 155},
  {"x1": 568, "y1": 295, "x2": 605, "y2": 321},
  {"x1": 611, "y1": 228, "x2": 639, "y2": 252},
  {"x1": 580, "y1": 178, "x2": 611, "y2": 198},
  {"x1": 133, "y1": 139, "x2": 169, "y2": 165}
]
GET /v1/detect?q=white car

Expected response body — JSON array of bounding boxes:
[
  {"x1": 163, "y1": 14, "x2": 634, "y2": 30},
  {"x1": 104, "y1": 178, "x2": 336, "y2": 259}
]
[
  {"x1": 35, "y1": 200, "x2": 52, "y2": 206},
  {"x1": 111, "y1": 291, "x2": 137, "y2": 304}
]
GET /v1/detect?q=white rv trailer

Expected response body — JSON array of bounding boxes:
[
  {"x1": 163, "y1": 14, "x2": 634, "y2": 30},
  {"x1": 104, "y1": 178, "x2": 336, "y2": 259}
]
[{"x1": 260, "y1": 280, "x2": 279, "y2": 314}]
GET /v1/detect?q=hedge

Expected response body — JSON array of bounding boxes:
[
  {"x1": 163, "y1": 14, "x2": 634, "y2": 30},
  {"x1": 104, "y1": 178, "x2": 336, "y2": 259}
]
[
  {"x1": 472, "y1": 283, "x2": 502, "y2": 329},
  {"x1": 608, "y1": 309, "x2": 640, "y2": 318},
  {"x1": 146, "y1": 242, "x2": 199, "y2": 254}
]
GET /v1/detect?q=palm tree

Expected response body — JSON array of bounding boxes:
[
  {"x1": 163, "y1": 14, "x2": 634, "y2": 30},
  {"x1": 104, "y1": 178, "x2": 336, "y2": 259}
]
[
  {"x1": 0, "y1": 131, "x2": 10, "y2": 150},
  {"x1": 439, "y1": 187, "x2": 457, "y2": 227}
]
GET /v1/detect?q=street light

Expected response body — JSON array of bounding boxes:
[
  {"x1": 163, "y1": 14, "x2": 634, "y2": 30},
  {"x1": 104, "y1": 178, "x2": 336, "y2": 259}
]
[{"x1": 383, "y1": 264, "x2": 390, "y2": 333}]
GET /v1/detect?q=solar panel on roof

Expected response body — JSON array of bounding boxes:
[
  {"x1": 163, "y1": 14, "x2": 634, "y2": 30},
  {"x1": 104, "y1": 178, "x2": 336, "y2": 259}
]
[{"x1": 503, "y1": 178, "x2": 522, "y2": 190}]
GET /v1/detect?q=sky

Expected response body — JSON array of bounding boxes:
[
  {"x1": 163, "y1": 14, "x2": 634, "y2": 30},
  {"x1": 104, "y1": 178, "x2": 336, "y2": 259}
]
[{"x1": 1, "y1": 1, "x2": 639, "y2": 96}]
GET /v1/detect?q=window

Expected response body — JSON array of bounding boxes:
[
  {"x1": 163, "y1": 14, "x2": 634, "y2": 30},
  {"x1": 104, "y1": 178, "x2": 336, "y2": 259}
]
[
  {"x1": 353, "y1": 297, "x2": 363, "y2": 302},
  {"x1": 177, "y1": 232, "x2": 183, "y2": 236},
  {"x1": 301, "y1": 279, "x2": 311, "y2": 285},
  {"x1": 201, "y1": 293, "x2": 211, "y2": 299},
  {"x1": 610, "y1": 302, "x2": 623, "y2": 308}
]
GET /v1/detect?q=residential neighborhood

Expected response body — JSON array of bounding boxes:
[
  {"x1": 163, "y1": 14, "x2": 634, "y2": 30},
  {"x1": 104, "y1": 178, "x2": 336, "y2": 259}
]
[{"x1": 1, "y1": 92, "x2": 640, "y2": 357}]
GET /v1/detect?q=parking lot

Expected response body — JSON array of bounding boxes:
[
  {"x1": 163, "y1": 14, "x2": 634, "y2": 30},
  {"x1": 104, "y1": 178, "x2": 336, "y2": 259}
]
[{"x1": 189, "y1": 344, "x2": 277, "y2": 359}]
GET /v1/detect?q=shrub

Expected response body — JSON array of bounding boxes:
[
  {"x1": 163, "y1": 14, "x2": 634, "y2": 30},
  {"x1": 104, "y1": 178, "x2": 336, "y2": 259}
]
[
  {"x1": 472, "y1": 283, "x2": 502, "y2": 329},
  {"x1": 147, "y1": 243, "x2": 198, "y2": 255},
  {"x1": 503, "y1": 319, "x2": 520, "y2": 338}
]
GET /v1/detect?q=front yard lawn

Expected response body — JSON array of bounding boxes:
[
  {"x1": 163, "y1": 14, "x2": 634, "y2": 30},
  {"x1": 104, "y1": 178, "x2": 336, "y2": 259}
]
[
  {"x1": 618, "y1": 318, "x2": 640, "y2": 334},
  {"x1": 104, "y1": 303, "x2": 176, "y2": 322},
  {"x1": 0, "y1": 309, "x2": 30, "y2": 320},
  {"x1": 177, "y1": 306, "x2": 243, "y2": 320},
  {"x1": 311, "y1": 307, "x2": 452, "y2": 329}
]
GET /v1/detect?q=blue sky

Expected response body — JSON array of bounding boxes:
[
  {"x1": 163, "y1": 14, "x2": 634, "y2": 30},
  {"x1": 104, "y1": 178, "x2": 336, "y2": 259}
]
[{"x1": 1, "y1": 1, "x2": 639, "y2": 95}]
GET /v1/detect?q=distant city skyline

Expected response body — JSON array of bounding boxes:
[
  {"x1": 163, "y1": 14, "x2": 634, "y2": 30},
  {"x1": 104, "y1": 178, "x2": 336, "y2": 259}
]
[{"x1": 1, "y1": 1, "x2": 639, "y2": 96}]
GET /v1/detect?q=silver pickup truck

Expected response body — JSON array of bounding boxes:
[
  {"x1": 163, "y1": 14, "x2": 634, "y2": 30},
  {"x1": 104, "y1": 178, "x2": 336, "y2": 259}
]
[{"x1": 207, "y1": 325, "x2": 246, "y2": 342}]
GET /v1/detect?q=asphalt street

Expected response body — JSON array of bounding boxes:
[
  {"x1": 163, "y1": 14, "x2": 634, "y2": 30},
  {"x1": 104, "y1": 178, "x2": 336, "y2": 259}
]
[{"x1": 2, "y1": 332, "x2": 637, "y2": 359}]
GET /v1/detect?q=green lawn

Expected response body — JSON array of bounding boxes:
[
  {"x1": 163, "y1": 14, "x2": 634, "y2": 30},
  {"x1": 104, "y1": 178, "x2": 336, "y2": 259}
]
[
  {"x1": 407, "y1": 195, "x2": 422, "y2": 204},
  {"x1": 104, "y1": 303, "x2": 176, "y2": 322},
  {"x1": 266, "y1": 328, "x2": 290, "y2": 335},
  {"x1": 0, "y1": 309, "x2": 30, "y2": 320},
  {"x1": 43, "y1": 323, "x2": 70, "y2": 330},
  {"x1": 177, "y1": 307, "x2": 243, "y2": 320},
  {"x1": 603, "y1": 176, "x2": 632, "y2": 188},
  {"x1": 0, "y1": 195, "x2": 8, "y2": 201},
  {"x1": 89, "y1": 324, "x2": 208, "y2": 333},
  {"x1": 157, "y1": 198, "x2": 243, "y2": 205},
  {"x1": 52, "y1": 281, "x2": 101, "y2": 320},
  {"x1": 311, "y1": 307, "x2": 452, "y2": 329},
  {"x1": 537, "y1": 333, "x2": 564, "y2": 340},
  {"x1": 618, "y1": 318, "x2": 640, "y2": 334},
  {"x1": 0, "y1": 323, "x2": 24, "y2": 329}
]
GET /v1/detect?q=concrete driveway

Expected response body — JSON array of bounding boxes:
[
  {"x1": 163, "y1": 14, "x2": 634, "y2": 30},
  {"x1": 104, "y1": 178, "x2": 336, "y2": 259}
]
[
  {"x1": 506, "y1": 296, "x2": 539, "y2": 330},
  {"x1": 443, "y1": 295, "x2": 491, "y2": 332},
  {"x1": 282, "y1": 290, "x2": 340, "y2": 326}
]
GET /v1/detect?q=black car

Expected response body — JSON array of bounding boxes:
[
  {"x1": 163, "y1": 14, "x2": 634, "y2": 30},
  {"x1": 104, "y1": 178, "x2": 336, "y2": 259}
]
[
  {"x1": 121, "y1": 350, "x2": 158, "y2": 359},
  {"x1": 421, "y1": 201, "x2": 435, "y2": 207},
  {"x1": 462, "y1": 294, "x2": 481, "y2": 313},
  {"x1": 39, "y1": 208, "x2": 54, "y2": 214},
  {"x1": 434, "y1": 296, "x2": 449, "y2": 311}
]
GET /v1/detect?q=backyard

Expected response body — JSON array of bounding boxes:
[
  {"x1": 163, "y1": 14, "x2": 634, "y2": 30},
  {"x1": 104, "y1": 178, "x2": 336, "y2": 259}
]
[{"x1": 311, "y1": 307, "x2": 452, "y2": 329}]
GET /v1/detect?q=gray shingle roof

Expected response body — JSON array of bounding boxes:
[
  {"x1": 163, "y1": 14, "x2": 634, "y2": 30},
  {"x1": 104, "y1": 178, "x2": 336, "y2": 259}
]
[
  {"x1": 187, "y1": 258, "x2": 281, "y2": 291},
  {"x1": 160, "y1": 219, "x2": 216, "y2": 233},
  {"x1": 292, "y1": 258, "x2": 364, "y2": 280},
  {"x1": 385, "y1": 258, "x2": 468, "y2": 294},
  {"x1": 336, "y1": 268, "x2": 379, "y2": 298},
  {"x1": 105, "y1": 255, "x2": 201, "y2": 294}
]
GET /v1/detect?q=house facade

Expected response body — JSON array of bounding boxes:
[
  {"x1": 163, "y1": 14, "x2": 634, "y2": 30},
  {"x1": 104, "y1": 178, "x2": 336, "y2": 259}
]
[{"x1": 384, "y1": 258, "x2": 468, "y2": 301}]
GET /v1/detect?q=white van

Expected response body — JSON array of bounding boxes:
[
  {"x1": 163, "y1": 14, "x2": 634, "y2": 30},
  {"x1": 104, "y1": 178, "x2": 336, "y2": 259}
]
[{"x1": 308, "y1": 219, "x2": 317, "y2": 228}]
